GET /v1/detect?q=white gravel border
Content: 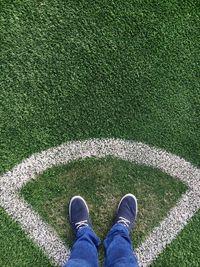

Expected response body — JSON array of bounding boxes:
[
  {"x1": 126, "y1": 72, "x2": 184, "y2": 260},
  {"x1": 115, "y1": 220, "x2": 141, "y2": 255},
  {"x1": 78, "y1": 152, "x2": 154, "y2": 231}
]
[{"x1": 0, "y1": 138, "x2": 199, "y2": 266}]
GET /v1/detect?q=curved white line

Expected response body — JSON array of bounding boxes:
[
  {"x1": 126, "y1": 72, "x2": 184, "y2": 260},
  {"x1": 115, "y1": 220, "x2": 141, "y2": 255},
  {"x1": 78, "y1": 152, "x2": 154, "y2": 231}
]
[{"x1": 0, "y1": 138, "x2": 199, "y2": 266}]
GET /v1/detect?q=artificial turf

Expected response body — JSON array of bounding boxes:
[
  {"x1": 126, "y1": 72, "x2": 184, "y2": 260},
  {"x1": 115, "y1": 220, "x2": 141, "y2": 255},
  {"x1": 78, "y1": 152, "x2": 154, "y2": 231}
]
[
  {"x1": 1, "y1": 0, "x2": 200, "y2": 266},
  {"x1": 0, "y1": 208, "x2": 55, "y2": 267},
  {"x1": 20, "y1": 156, "x2": 187, "y2": 265},
  {"x1": 152, "y1": 210, "x2": 200, "y2": 267}
]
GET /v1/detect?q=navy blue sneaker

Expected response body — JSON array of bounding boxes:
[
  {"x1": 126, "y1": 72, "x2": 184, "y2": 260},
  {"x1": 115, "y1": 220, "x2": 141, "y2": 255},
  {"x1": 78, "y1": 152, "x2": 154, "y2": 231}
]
[
  {"x1": 69, "y1": 196, "x2": 92, "y2": 235},
  {"x1": 115, "y1": 193, "x2": 138, "y2": 231}
]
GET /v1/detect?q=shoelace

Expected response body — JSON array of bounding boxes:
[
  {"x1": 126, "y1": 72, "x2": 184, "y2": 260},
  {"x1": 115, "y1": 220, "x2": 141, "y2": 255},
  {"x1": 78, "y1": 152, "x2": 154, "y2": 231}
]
[
  {"x1": 117, "y1": 216, "x2": 130, "y2": 228},
  {"x1": 75, "y1": 220, "x2": 89, "y2": 230}
]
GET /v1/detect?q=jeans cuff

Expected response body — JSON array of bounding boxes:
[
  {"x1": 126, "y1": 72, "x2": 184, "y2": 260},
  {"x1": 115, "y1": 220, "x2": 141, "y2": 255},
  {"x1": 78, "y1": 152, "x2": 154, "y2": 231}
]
[
  {"x1": 76, "y1": 226, "x2": 101, "y2": 248},
  {"x1": 110, "y1": 223, "x2": 130, "y2": 235}
]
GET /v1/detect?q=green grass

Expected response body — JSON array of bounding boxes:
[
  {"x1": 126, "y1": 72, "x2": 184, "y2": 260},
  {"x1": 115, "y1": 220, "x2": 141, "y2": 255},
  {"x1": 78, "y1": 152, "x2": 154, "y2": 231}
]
[
  {"x1": 0, "y1": 0, "x2": 200, "y2": 266},
  {"x1": 20, "y1": 156, "x2": 187, "y2": 265},
  {"x1": 0, "y1": 208, "x2": 54, "y2": 267},
  {"x1": 152, "y1": 210, "x2": 200, "y2": 267}
]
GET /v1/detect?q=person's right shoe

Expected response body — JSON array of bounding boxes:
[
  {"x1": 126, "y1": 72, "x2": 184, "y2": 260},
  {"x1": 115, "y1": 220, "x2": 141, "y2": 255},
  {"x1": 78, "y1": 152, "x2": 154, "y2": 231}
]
[{"x1": 115, "y1": 193, "x2": 138, "y2": 232}]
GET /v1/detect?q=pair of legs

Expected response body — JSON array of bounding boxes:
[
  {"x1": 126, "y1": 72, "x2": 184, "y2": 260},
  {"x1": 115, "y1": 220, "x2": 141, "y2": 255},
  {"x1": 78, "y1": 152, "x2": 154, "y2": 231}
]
[{"x1": 64, "y1": 194, "x2": 139, "y2": 267}]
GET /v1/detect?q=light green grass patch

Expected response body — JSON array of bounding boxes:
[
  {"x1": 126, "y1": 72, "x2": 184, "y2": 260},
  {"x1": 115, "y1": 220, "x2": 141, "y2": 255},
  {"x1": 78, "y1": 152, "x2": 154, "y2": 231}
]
[{"x1": 20, "y1": 156, "x2": 187, "y2": 265}]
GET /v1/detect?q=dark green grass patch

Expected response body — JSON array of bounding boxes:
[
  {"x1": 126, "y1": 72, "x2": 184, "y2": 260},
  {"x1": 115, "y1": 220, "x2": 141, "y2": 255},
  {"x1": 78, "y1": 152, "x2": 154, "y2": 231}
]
[
  {"x1": 153, "y1": 210, "x2": 200, "y2": 267},
  {"x1": 1, "y1": 0, "x2": 200, "y2": 176},
  {"x1": 0, "y1": 208, "x2": 54, "y2": 267},
  {"x1": 21, "y1": 156, "x2": 187, "y2": 265}
]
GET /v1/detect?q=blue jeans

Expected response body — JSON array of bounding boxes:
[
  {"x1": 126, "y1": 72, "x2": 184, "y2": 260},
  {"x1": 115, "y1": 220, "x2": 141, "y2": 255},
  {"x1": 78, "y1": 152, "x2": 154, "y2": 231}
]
[{"x1": 64, "y1": 223, "x2": 139, "y2": 267}]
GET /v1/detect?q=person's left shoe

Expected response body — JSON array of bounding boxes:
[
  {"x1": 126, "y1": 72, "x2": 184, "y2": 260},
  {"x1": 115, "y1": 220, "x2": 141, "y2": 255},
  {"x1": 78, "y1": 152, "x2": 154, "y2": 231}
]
[{"x1": 69, "y1": 196, "x2": 92, "y2": 235}]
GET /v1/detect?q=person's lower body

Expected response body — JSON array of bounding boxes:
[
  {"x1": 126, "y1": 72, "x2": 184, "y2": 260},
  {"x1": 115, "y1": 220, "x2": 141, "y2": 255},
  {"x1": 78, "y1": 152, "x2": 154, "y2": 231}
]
[
  {"x1": 64, "y1": 223, "x2": 139, "y2": 267},
  {"x1": 63, "y1": 194, "x2": 139, "y2": 267},
  {"x1": 104, "y1": 223, "x2": 139, "y2": 267},
  {"x1": 64, "y1": 226, "x2": 100, "y2": 267}
]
